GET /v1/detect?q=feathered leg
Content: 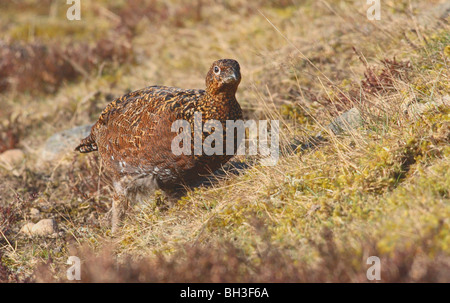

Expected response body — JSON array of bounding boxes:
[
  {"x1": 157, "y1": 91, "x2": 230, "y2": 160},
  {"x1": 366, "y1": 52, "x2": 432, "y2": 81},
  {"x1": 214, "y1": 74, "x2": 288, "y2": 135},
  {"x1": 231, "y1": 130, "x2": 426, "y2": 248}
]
[{"x1": 111, "y1": 193, "x2": 129, "y2": 234}]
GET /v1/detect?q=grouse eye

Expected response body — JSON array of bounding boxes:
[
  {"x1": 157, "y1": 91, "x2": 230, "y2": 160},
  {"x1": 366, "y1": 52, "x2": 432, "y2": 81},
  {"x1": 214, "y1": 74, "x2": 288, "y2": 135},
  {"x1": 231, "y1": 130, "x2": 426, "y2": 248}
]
[{"x1": 214, "y1": 66, "x2": 220, "y2": 75}]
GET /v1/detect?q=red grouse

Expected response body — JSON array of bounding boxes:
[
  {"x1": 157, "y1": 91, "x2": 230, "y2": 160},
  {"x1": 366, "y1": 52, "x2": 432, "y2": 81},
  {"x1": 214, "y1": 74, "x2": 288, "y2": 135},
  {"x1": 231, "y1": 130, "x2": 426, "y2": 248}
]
[{"x1": 75, "y1": 59, "x2": 243, "y2": 232}]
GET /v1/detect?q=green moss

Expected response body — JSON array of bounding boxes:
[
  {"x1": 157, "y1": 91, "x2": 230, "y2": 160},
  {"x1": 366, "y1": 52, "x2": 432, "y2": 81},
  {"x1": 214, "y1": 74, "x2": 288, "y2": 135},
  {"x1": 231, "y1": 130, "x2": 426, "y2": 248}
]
[{"x1": 280, "y1": 104, "x2": 314, "y2": 125}]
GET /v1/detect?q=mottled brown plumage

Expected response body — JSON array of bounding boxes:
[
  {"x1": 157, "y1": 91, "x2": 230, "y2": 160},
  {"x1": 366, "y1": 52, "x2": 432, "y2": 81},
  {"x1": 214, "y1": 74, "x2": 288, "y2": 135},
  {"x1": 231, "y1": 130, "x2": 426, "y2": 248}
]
[{"x1": 75, "y1": 59, "x2": 243, "y2": 232}]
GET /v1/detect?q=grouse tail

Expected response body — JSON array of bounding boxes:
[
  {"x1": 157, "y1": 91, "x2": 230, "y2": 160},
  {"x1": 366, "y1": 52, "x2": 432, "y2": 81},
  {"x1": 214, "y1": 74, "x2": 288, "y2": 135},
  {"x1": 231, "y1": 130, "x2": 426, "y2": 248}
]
[{"x1": 75, "y1": 133, "x2": 98, "y2": 153}]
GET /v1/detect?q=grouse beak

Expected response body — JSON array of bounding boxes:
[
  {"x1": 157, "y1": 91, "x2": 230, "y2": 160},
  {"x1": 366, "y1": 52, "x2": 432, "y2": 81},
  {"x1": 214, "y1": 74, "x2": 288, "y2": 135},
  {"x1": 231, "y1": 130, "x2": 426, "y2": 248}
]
[{"x1": 222, "y1": 73, "x2": 238, "y2": 84}]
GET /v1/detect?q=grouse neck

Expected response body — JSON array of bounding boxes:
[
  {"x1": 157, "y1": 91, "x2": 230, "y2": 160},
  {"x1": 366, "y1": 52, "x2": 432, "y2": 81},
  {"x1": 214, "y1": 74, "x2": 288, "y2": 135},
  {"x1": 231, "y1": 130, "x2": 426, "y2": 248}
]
[{"x1": 205, "y1": 89, "x2": 237, "y2": 106}]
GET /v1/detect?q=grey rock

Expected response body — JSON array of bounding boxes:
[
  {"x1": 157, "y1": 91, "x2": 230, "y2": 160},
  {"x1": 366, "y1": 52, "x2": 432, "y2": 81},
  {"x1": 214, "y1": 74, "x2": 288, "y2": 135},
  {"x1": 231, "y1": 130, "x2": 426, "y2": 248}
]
[
  {"x1": 328, "y1": 108, "x2": 363, "y2": 135},
  {"x1": 40, "y1": 124, "x2": 93, "y2": 162}
]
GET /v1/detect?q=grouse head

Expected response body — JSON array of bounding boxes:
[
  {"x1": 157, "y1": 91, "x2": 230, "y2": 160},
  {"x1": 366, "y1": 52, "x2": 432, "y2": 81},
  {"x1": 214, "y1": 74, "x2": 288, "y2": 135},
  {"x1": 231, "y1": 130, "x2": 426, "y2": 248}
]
[{"x1": 206, "y1": 59, "x2": 241, "y2": 96}]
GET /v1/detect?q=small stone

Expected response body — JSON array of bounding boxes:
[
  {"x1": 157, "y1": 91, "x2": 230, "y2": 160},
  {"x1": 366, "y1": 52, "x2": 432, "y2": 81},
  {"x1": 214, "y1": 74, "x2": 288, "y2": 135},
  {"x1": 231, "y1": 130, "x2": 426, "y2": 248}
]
[
  {"x1": 20, "y1": 222, "x2": 35, "y2": 236},
  {"x1": 0, "y1": 149, "x2": 25, "y2": 169},
  {"x1": 404, "y1": 95, "x2": 449, "y2": 117},
  {"x1": 30, "y1": 208, "x2": 40, "y2": 219},
  {"x1": 328, "y1": 108, "x2": 363, "y2": 135},
  {"x1": 31, "y1": 219, "x2": 58, "y2": 237}
]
